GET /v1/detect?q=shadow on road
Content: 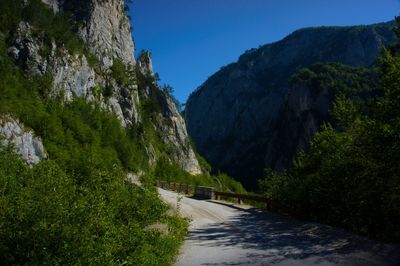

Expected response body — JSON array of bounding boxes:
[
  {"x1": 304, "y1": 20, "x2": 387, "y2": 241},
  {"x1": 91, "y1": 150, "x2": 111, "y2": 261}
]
[{"x1": 188, "y1": 204, "x2": 400, "y2": 265}]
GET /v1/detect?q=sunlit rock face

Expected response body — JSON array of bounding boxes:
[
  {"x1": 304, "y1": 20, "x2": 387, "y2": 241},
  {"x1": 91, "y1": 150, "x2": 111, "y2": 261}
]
[
  {"x1": 41, "y1": 0, "x2": 61, "y2": 12},
  {"x1": 185, "y1": 22, "x2": 396, "y2": 188},
  {"x1": 157, "y1": 90, "x2": 202, "y2": 175},
  {"x1": 137, "y1": 51, "x2": 154, "y2": 77},
  {"x1": 77, "y1": 0, "x2": 135, "y2": 68},
  {"x1": 0, "y1": 115, "x2": 47, "y2": 165},
  {"x1": 41, "y1": 0, "x2": 135, "y2": 68},
  {"x1": 35, "y1": 0, "x2": 202, "y2": 174},
  {"x1": 138, "y1": 52, "x2": 202, "y2": 175}
]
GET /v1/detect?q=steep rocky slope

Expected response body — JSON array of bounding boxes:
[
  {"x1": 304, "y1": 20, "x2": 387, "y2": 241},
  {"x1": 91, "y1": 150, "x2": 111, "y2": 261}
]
[
  {"x1": 185, "y1": 22, "x2": 395, "y2": 188},
  {"x1": 2, "y1": 0, "x2": 201, "y2": 174},
  {"x1": 137, "y1": 52, "x2": 202, "y2": 174},
  {"x1": 264, "y1": 63, "x2": 379, "y2": 171}
]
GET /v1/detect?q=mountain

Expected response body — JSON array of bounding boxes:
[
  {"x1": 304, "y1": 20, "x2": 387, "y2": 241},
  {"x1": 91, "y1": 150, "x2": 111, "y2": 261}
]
[
  {"x1": 185, "y1": 22, "x2": 396, "y2": 189},
  {"x1": 2, "y1": 0, "x2": 201, "y2": 174}
]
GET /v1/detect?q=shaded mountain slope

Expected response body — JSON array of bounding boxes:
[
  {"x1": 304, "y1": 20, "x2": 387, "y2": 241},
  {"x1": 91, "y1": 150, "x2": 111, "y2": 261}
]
[{"x1": 186, "y1": 22, "x2": 396, "y2": 188}]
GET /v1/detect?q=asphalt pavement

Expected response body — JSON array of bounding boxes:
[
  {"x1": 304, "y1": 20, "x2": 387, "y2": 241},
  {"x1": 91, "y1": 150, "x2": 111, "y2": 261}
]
[{"x1": 159, "y1": 188, "x2": 400, "y2": 266}]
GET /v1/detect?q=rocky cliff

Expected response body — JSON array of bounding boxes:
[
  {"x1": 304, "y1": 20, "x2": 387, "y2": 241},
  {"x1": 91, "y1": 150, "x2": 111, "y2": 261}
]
[
  {"x1": 264, "y1": 63, "x2": 378, "y2": 171},
  {"x1": 185, "y1": 22, "x2": 395, "y2": 188},
  {"x1": 137, "y1": 52, "x2": 201, "y2": 174},
  {"x1": 0, "y1": 115, "x2": 47, "y2": 165},
  {"x1": 42, "y1": 0, "x2": 135, "y2": 67},
  {"x1": 1, "y1": 0, "x2": 201, "y2": 174}
]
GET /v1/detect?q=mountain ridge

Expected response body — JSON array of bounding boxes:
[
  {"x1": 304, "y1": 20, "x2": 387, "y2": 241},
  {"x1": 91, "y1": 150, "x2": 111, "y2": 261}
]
[{"x1": 185, "y1": 21, "x2": 396, "y2": 188}]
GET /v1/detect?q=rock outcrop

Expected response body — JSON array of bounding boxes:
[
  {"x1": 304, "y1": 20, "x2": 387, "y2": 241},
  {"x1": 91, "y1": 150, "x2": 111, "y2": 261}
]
[
  {"x1": 137, "y1": 51, "x2": 154, "y2": 77},
  {"x1": 8, "y1": 22, "x2": 47, "y2": 76},
  {"x1": 50, "y1": 49, "x2": 96, "y2": 101},
  {"x1": 156, "y1": 89, "x2": 202, "y2": 175},
  {"x1": 9, "y1": 20, "x2": 140, "y2": 127},
  {"x1": 0, "y1": 115, "x2": 47, "y2": 165},
  {"x1": 77, "y1": 0, "x2": 135, "y2": 68},
  {"x1": 41, "y1": 0, "x2": 135, "y2": 67},
  {"x1": 41, "y1": 0, "x2": 61, "y2": 12},
  {"x1": 8, "y1": 22, "x2": 97, "y2": 100},
  {"x1": 185, "y1": 22, "x2": 396, "y2": 188},
  {"x1": 138, "y1": 52, "x2": 202, "y2": 175}
]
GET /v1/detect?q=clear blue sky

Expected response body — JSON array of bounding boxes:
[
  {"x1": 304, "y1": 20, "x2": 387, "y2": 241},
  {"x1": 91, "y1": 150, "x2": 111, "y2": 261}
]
[{"x1": 129, "y1": 0, "x2": 399, "y2": 103}]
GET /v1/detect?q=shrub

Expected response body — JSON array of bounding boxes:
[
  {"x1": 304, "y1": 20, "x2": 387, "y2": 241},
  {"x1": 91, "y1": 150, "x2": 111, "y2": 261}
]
[{"x1": 111, "y1": 59, "x2": 131, "y2": 87}]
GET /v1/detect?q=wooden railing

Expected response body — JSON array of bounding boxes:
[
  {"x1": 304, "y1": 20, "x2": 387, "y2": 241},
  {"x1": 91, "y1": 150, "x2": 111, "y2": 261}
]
[
  {"x1": 214, "y1": 191, "x2": 293, "y2": 214},
  {"x1": 156, "y1": 180, "x2": 196, "y2": 195},
  {"x1": 156, "y1": 180, "x2": 294, "y2": 215}
]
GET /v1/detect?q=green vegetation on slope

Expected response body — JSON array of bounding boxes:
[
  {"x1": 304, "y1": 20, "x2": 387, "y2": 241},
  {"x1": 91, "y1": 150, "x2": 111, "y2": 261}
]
[
  {"x1": 0, "y1": 36, "x2": 187, "y2": 266},
  {"x1": 147, "y1": 157, "x2": 246, "y2": 194},
  {"x1": 290, "y1": 63, "x2": 378, "y2": 100},
  {"x1": 0, "y1": 144, "x2": 187, "y2": 265},
  {"x1": 260, "y1": 29, "x2": 400, "y2": 241},
  {"x1": 263, "y1": 62, "x2": 380, "y2": 175},
  {"x1": 0, "y1": 1, "x2": 189, "y2": 265}
]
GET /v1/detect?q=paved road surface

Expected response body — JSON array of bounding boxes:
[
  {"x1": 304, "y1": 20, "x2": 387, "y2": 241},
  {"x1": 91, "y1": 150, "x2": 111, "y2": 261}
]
[{"x1": 159, "y1": 188, "x2": 400, "y2": 266}]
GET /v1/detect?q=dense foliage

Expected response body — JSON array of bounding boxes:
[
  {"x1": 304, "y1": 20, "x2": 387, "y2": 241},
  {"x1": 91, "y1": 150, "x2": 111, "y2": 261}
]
[
  {"x1": 147, "y1": 156, "x2": 246, "y2": 194},
  {"x1": 0, "y1": 1, "x2": 189, "y2": 265},
  {"x1": 262, "y1": 62, "x2": 380, "y2": 180},
  {"x1": 290, "y1": 63, "x2": 378, "y2": 100},
  {"x1": 260, "y1": 32, "x2": 400, "y2": 241},
  {"x1": 111, "y1": 59, "x2": 133, "y2": 87},
  {"x1": 0, "y1": 145, "x2": 187, "y2": 265}
]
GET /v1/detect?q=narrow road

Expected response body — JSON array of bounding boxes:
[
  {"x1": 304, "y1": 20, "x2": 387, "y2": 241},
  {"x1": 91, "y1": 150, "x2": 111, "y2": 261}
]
[{"x1": 159, "y1": 188, "x2": 400, "y2": 266}]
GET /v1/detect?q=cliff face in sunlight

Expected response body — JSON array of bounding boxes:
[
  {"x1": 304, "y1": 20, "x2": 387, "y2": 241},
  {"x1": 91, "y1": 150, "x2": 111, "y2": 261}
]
[
  {"x1": 3, "y1": 0, "x2": 201, "y2": 174},
  {"x1": 185, "y1": 22, "x2": 395, "y2": 188}
]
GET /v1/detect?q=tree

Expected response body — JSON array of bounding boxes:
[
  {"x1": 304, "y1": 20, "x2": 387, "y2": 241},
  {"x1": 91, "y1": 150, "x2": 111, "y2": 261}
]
[{"x1": 162, "y1": 84, "x2": 183, "y2": 112}]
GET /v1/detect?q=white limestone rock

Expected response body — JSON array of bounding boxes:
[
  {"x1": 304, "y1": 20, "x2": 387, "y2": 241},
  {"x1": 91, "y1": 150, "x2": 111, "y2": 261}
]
[
  {"x1": 50, "y1": 48, "x2": 96, "y2": 101},
  {"x1": 79, "y1": 0, "x2": 135, "y2": 68},
  {"x1": 137, "y1": 51, "x2": 154, "y2": 77},
  {"x1": 0, "y1": 115, "x2": 47, "y2": 165},
  {"x1": 41, "y1": 0, "x2": 61, "y2": 12}
]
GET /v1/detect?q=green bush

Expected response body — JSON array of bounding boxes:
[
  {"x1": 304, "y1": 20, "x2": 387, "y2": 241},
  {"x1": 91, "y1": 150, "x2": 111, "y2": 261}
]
[
  {"x1": 0, "y1": 145, "x2": 187, "y2": 265},
  {"x1": 146, "y1": 156, "x2": 246, "y2": 194},
  {"x1": 111, "y1": 59, "x2": 131, "y2": 87}
]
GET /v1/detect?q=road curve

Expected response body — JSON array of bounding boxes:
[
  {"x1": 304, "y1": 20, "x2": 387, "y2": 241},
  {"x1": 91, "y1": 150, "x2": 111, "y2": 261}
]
[{"x1": 158, "y1": 188, "x2": 400, "y2": 266}]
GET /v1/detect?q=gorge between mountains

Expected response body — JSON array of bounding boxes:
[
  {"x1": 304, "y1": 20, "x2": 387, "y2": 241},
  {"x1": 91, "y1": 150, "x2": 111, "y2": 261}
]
[
  {"x1": 185, "y1": 21, "x2": 396, "y2": 189},
  {"x1": 1, "y1": 0, "x2": 400, "y2": 264}
]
